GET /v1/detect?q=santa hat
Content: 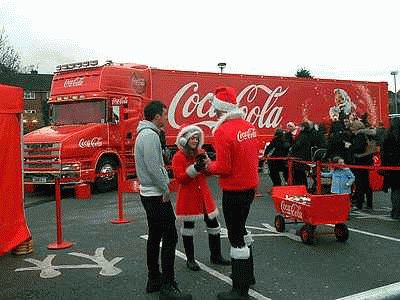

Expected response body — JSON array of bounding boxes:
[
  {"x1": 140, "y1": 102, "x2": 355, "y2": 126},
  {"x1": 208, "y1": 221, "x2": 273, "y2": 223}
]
[
  {"x1": 210, "y1": 86, "x2": 239, "y2": 112},
  {"x1": 176, "y1": 125, "x2": 204, "y2": 149}
]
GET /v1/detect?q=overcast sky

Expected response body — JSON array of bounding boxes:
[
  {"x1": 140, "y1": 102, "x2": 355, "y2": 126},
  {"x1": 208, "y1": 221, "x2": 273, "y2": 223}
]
[{"x1": 1, "y1": 0, "x2": 399, "y2": 91}]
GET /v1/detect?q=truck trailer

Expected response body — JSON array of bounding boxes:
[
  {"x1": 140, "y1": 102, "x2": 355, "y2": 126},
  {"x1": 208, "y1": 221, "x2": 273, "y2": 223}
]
[{"x1": 23, "y1": 60, "x2": 389, "y2": 192}]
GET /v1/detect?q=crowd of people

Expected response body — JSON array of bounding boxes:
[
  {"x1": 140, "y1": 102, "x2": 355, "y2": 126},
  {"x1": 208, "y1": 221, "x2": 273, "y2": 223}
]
[{"x1": 263, "y1": 110, "x2": 400, "y2": 218}]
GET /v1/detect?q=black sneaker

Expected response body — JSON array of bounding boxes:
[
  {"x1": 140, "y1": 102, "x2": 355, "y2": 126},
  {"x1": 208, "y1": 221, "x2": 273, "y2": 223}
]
[
  {"x1": 186, "y1": 260, "x2": 200, "y2": 271},
  {"x1": 159, "y1": 281, "x2": 192, "y2": 300},
  {"x1": 217, "y1": 288, "x2": 249, "y2": 300},
  {"x1": 146, "y1": 276, "x2": 162, "y2": 293}
]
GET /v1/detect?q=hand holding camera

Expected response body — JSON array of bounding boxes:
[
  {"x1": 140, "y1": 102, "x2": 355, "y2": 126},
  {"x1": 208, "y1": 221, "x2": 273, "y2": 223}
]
[{"x1": 194, "y1": 153, "x2": 208, "y2": 172}]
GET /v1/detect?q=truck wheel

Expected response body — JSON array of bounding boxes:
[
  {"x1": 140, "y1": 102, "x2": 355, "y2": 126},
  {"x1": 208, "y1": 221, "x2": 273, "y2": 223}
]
[
  {"x1": 94, "y1": 157, "x2": 118, "y2": 193},
  {"x1": 334, "y1": 223, "x2": 349, "y2": 242}
]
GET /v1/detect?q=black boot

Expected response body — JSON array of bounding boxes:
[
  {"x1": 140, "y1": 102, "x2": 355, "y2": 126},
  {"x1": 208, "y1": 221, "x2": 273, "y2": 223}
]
[
  {"x1": 160, "y1": 281, "x2": 192, "y2": 300},
  {"x1": 182, "y1": 236, "x2": 200, "y2": 271},
  {"x1": 248, "y1": 246, "x2": 256, "y2": 285},
  {"x1": 209, "y1": 234, "x2": 231, "y2": 265},
  {"x1": 146, "y1": 276, "x2": 162, "y2": 293},
  {"x1": 218, "y1": 257, "x2": 251, "y2": 300}
]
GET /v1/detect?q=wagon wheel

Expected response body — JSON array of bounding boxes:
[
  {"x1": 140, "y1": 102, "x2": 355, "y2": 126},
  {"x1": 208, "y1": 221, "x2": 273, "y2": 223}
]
[
  {"x1": 334, "y1": 223, "x2": 349, "y2": 242},
  {"x1": 300, "y1": 224, "x2": 315, "y2": 245},
  {"x1": 274, "y1": 215, "x2": 285, "y2": 232}
]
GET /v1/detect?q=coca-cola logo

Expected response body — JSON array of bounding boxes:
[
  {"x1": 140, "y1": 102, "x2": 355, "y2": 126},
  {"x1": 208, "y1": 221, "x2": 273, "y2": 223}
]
[
  {"x1": 237, "y1": 128, "x2": 257, "y2": 142},
  {"x1": 64, "y1": 77, "x2": 84, "y2": 88},
  {"x1": 111, "y1": 96, "x2": 128, "y2": 105},
  {"x1": 280, "y1": 201, "x2": 303, "y2": 219},
  {"x1": 168, "y1": 82, "x2": 287, "y2": 130},
  {"x1": 78, "y1": 137, "x2": 103, "y2": 148},
  {"x1": 131, "y1": 73, "x2": 146, "y2": 94}
]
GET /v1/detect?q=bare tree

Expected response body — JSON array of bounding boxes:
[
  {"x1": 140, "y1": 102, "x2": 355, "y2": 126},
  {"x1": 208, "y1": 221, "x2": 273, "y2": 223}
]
[{"x1": 0, "y1": 28, "x2": 21, "y2": 73}]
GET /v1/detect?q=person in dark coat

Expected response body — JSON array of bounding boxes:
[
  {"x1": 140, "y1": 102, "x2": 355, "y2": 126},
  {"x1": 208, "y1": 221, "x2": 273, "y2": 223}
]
[
  {"x1": 342, "y1": 118, "x2": 354, "y2": 164},
  {"x1": 264, "y1": 128, "x2": 290, "y2": 186},
  {"x1": 326, "y1": 121, "x2": 346, "y2": 161},
  {"x1": 289, "y1": 121, "x2": 314, "y2": 187},
  {"x1": 381, "y1": 118, "x2": 400, "y2": 219},
  {"x1": 350, "y1": 120, "x2": 373, "y2": 210}
]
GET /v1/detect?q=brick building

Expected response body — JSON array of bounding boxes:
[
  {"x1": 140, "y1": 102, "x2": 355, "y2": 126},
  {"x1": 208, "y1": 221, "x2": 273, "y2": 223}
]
[{"x1": 0, "y1": 71, "x2": 53, "y2": 133}]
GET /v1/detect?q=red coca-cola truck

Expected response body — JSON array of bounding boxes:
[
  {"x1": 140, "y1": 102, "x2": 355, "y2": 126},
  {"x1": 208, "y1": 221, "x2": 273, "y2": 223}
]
[{"x1": 23, "y1": 60, "x2": 389, "y2": 192}]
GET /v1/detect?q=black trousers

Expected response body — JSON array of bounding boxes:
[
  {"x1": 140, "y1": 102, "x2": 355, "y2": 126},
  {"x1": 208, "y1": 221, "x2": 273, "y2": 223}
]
[
  {"x1": 353, "y1": 169, "x2": 372, "y2": 209},
  {"x1": 222, "y1": 189, "x2": 255, "y2": 248},
  {"x1": 140, "y1": 195, "x2": 178, "y2": 284}
]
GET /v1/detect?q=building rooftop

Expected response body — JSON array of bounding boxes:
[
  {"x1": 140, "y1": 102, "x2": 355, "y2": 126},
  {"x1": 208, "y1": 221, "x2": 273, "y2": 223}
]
[{"x1": 0, "y1": 72, "x2": 53, "y2": 91}]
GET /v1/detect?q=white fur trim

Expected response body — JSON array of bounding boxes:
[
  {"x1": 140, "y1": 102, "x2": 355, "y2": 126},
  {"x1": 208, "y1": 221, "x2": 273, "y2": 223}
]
[
  {"x1": 176, "y1": 125, "x2": 204, "y2": 150},
  {"x1": 176, "y1": 214, "x2": 205, "y2": 221},
  {"x1": 212, "y1": 95, "x2": 238, "y2": 112},
  {"x1": 207, "y1": 208, "x2": 219, "y2": 220},
  {"x1": 207, "y1": 225, "x2": 221, "y2": 235},
  {"x1": 180, "y1": 227, "x2": 195, "y2": 236},
  {"x1": 230, "y1": 246, "x2": 250, "y2": 259},
  {"x1": 212, "y1": 108, "x2": 245, "y2": 134},
  {"x1": 186, "y1": 164, "x2": 199, "y2": 178},
  {"x1": 244, "y1": 231, "x2": 254, "y2": 246}
]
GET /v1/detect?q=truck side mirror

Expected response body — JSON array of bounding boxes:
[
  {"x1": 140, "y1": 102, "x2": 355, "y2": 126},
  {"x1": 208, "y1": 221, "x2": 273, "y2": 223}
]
[{"x1": 112, "y1": 106, "x2": 120, "y2": 124}]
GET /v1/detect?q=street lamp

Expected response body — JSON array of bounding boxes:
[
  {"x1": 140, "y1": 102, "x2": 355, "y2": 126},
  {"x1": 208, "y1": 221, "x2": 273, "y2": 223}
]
[
  {"x1": 390, "y1": 70, "x2": 398, "y2": 114},
  {"x1": 217, "y1": 62, "x2": 226, "y2": 74}
]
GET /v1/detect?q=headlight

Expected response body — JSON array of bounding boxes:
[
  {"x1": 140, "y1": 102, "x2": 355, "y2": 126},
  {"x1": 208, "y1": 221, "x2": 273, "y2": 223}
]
[{"x1": 61, "y1": 163, "x2": 80, "y2": 171}]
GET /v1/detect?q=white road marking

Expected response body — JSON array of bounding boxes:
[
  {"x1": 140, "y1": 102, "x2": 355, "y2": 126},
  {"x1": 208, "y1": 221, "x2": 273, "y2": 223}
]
[
  {"x1": 336, "y1": 282, "x2": 400, "y2": 300},
  {"x1": 350, "y1": 210, "x2": 396, "y2": 221},
  {"x1": 140, "y1": 235, "x2": 271, "y2": 300},
  {"x1": 141, "y1": 219, "x2": 400, "y2": 300},
  {"x1": 15, "y1": 247, "x2": 123, "y2": 278},
  {"x1": 326, "y1": 224, "x2": 400, "y2": 243}
]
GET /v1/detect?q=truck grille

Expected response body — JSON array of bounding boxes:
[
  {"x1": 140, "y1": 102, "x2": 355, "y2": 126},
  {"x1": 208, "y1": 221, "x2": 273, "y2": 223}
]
[{"x1": 24, "y1": 143, "x2": 61, "y2": 183}]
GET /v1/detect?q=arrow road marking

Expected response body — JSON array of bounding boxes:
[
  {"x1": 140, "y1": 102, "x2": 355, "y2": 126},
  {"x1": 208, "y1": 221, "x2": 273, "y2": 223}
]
[{"x1": 15, "y1": 247, "x2": 123, "y2": 278}]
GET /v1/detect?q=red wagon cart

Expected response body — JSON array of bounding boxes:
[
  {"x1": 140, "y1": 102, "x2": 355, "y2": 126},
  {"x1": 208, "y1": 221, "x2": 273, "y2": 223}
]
[{"x1": 271, "y1": 185, "x2": 351, "y2": 244}]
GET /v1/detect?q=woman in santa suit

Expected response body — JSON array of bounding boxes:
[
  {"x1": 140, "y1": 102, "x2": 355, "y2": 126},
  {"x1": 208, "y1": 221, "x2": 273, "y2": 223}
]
[{"x1": 172, "y1": 124, "x2": 230, "y2": 271}]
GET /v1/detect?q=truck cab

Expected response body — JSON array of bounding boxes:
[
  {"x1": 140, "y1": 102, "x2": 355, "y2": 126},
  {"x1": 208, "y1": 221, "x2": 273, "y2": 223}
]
[{"x1": 24, "y1": 60, "x2": 146, "y2": 192}]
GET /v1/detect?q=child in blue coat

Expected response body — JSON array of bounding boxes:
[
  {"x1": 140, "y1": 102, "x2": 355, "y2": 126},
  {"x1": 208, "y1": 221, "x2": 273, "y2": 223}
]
[{"x1": 321, "y1": 156, "x2": 355, "y2": 194}]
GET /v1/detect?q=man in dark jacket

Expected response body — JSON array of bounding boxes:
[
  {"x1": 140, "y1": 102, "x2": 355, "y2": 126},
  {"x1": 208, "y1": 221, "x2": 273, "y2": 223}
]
[
  {"x1": 264, "y1": 128, "x2": 290, "y2": 186},
  {"x1": 381, "y1": 118, "x2": 400, "y2": 219},
  {"x1": 350, "y1": 120, "x2": 373, "y2": 210},
  {"x1": 289, "y1": 121, "x2": 314, "y2": 187}
]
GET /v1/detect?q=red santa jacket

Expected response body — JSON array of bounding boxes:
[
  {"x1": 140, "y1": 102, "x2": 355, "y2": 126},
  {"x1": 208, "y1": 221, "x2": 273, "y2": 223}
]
[
  {"x1": 172, "y1": 149, "x2": 218, "y2": 221},
  {"x1": 207, "y1": 111, "x2": 259, "y2": 191}
]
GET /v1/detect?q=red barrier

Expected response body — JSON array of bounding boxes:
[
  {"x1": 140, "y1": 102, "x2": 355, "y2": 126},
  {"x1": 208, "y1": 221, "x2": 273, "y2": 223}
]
[
  {"x1": 112, "y1": 168, "x2": 130, "y2": 224},
  {"x1": 263, "y1": 154, "x2": 400, "y2": 195},
  {"x1": 48, "y1": 178, "x2": 73, "y2": 250}
]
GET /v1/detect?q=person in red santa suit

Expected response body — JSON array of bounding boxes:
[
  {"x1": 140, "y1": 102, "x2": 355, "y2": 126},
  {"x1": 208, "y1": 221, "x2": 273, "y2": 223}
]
[
  {"x1": 205, "y1": 86, "x2": 259, "y2": 300},
  {"x1": 172, "y1": 124, "x2": 230, "y2": 272}
]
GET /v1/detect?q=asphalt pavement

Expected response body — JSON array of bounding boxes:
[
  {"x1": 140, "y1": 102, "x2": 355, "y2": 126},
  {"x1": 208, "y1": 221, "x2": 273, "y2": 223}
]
[{"x1": 1, "y1": 174, "x2": 400, "y2": 300}]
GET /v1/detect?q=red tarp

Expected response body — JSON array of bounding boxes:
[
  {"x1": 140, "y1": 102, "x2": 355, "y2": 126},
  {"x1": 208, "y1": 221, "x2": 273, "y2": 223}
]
[{"x1": 0, "y1": 84, "x2": 31, "y2": 256}]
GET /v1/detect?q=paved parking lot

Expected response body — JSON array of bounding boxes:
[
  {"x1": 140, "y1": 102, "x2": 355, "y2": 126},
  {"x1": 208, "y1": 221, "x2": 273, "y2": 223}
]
[{"x1": 1, "y1": 174, "x2": 400, "y2": 299}]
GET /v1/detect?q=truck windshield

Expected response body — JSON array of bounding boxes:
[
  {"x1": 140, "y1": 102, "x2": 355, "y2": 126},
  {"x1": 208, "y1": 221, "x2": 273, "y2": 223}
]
[{"x1": 51, "y1": 100, "x2": 106, "y2": 125}]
